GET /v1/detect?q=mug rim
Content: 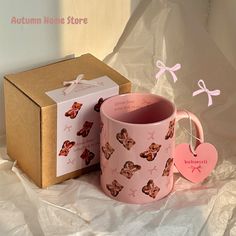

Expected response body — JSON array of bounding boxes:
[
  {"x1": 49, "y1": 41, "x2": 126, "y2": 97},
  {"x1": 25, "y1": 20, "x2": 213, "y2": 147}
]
[{"x1": 100, "y1": 92, "x2": 176, "y2": 126}]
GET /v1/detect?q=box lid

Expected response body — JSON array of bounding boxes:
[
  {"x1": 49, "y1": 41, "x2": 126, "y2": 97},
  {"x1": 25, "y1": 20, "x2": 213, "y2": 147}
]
[{"x1": 4, "y1": 54, "x2": 130, "y2": 107}]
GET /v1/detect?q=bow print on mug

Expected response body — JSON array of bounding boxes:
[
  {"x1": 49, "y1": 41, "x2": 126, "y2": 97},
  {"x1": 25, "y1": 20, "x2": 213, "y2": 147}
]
[
  {"x1": 63, "y1": 74, "x2": 100, "y2": 95},
  {"x1": 192, "y1": 79, "x2": 221, "y2": 107},
  {"x1": 155, "y1": 60, "x2": 181, "y2": 83}
]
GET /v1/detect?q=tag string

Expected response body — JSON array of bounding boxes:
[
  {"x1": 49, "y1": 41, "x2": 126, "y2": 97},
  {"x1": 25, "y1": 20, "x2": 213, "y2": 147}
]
[{"x1": 182, "y1": 110, "x2": 202, "y2": 156}]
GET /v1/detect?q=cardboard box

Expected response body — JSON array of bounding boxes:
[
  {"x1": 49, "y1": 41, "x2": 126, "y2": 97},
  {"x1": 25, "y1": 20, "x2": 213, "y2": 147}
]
[{"x1": 4, "y1": 54, "x2": 131, "y2": 187}]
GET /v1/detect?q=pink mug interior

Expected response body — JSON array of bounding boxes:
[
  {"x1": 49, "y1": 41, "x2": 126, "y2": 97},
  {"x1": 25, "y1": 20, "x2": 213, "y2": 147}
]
[{"x1": 101, "y1": 93, "x2": 176, "y2": 124}]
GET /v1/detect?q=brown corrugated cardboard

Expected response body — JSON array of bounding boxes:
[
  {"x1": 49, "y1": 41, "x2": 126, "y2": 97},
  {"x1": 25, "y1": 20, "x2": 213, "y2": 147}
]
[{"x1": 4, "y1": 53, "x2": 131, "y2": 187}]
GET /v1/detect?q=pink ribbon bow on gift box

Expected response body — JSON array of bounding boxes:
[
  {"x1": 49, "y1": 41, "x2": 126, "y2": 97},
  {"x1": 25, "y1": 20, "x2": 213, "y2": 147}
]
[
  {"x1": 192, "y1": 80, "x2": 221, "y2": 107},
  {"x1": 155, "y1": 60, "x2": 181, "y2": 83},
  {"x1": 63, "y1": 74, "x2": 100, "y2": 95}
]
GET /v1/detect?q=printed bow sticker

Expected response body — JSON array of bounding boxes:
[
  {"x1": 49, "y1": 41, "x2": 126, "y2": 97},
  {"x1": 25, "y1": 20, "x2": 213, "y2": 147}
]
[
  {"x1": 192, "y1": 80, "x2": 221, "y2": 107},
  {"x1": 155, "y1": 60, "x2": 181, "y2": 83}
]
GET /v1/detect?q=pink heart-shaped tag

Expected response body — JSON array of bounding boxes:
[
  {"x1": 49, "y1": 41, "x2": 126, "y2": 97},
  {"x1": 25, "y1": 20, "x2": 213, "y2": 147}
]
[{"x1": 174, "y1": 143, "x2": 218, "y2": 183}]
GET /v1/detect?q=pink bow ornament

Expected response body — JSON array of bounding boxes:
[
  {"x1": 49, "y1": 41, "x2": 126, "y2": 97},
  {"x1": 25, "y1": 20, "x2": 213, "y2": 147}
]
[
  {"x1": 63, "y1": 74, "x2": 100, "y2": 95},
  {"x1": 192, "y1": 80, "x2": 221, "y2": 107},
  {"x1": 155, "y1": 60, "x2": 181, "y2": 83}
]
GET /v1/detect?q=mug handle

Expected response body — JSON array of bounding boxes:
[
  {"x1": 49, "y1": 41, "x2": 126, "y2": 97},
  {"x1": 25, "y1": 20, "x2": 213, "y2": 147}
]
[{"x1": 176, "y1": 109, "x2": 204, "y2": 148}]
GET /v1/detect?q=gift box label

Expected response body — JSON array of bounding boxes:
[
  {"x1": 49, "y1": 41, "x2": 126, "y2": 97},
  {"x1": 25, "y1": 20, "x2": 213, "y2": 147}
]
[{"x1": 46, "y1": 76, "x2": 119, "y2": 176}]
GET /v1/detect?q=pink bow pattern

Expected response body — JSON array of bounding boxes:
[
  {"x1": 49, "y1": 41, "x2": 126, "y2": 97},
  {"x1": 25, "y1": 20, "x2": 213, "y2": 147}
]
[
  {"x1": 155, "y1": 60, "x2": 181, "y2": 83},
  {"x1": 189, "y1": 165, "x2": 202, "y2": 173},
  {"x1": 192, "y1": 80, "x2": 221, "y2": 107}
]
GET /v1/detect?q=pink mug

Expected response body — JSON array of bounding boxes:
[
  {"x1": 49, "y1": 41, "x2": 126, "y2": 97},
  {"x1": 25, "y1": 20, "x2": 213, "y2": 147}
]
[{"x1": 100, "y1": 93, "x2": 204, "y2": 204}]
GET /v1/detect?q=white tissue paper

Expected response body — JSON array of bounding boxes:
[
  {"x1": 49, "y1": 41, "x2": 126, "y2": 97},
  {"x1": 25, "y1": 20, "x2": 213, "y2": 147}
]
[{"x1": 0, "y1": 0, "x2": 236, "y2": 235}]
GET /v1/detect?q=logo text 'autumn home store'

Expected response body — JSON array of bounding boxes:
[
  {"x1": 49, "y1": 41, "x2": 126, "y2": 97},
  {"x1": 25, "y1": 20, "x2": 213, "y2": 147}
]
[{"x1": 11, "y1": 16, "x2": 88, "y2": 25}]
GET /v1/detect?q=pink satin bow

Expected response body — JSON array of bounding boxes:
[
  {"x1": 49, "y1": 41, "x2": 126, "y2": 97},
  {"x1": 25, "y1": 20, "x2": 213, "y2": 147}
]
[
  {"x1": 155, "y1": 60, "x2": 181, "y2": 83},
  {"x1": 192, "y1": 80, "x2": 221, "y2": 107},
  {"x1": 63, "y1": 74, "x2": 100, "y2": 95}
]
